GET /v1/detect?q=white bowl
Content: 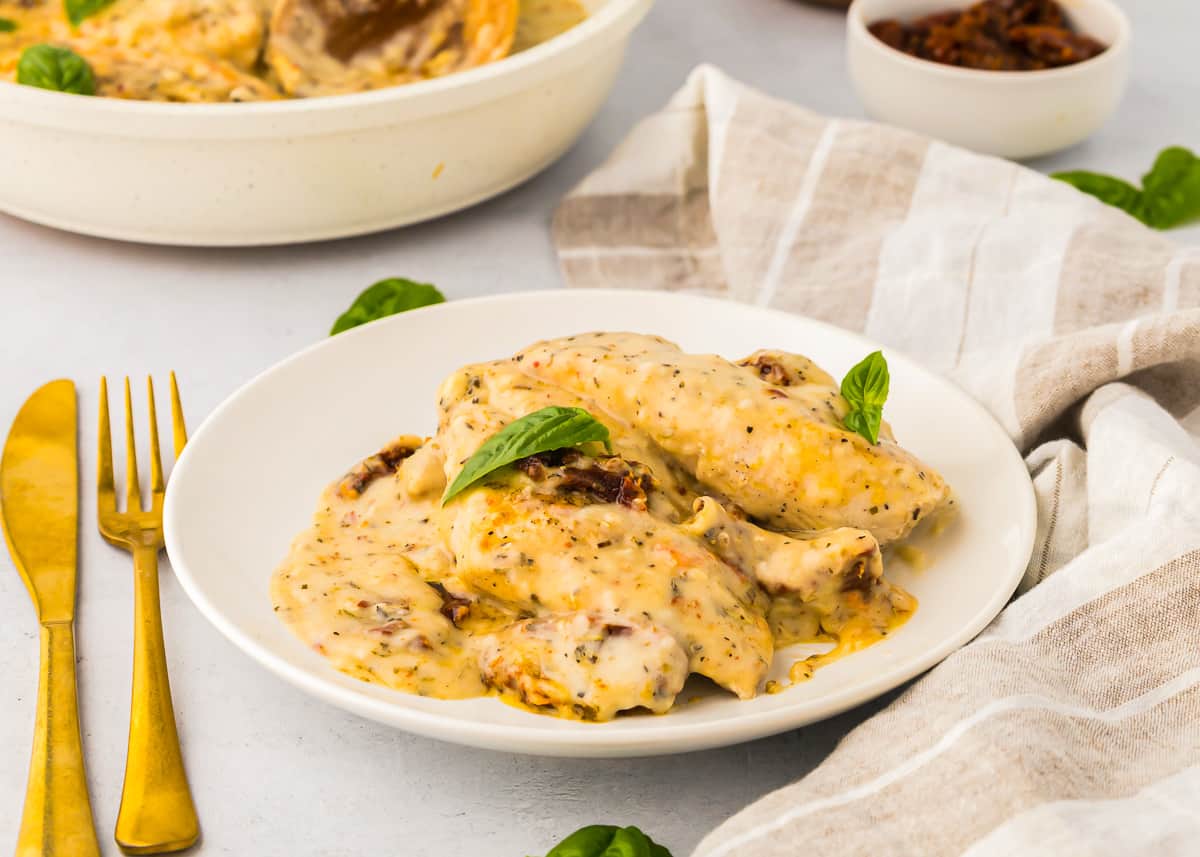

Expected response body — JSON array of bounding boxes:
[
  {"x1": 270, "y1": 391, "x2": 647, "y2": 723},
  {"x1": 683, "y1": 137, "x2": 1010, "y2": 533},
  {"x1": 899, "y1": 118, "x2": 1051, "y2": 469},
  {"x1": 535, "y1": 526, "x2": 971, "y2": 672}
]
[
  {"x1": 846, "y1": 0, "x2": 1130, "y2": 159},
  {"x1": 0, "y1": 0, "x2": 653, "y2": 246}
]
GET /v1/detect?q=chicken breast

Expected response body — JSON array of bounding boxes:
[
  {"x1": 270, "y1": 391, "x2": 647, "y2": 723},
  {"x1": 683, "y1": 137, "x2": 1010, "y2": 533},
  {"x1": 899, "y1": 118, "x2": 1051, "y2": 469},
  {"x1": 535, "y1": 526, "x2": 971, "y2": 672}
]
[
  {"x1": 445, "y1": 487, "x2": 773, "y2": 700},
  {"x1": 515, "y1": 333, "x2": 949, "y2": 543},
  {"x1": 679, "y1": 496, "x2": 913, "y2": 643},
  {"x1": 436, "y1": 372, "x2": 772, "y2": 700},
  {"x1": 681, "y1": 497, "x2": 883, "y2": 599},
  {"x1": 435, "y1": 360, "x2": 706, "y2": 520},
  {"x1": 479, "y1": 612, "x2": 689, "y2": 720},
  {"x1": 272, "y1": 331, "x2": 941, "y2": 720},
  {"x1": 78, "y1": 0, "x2": 268, "y2": 73},
  {"x1": 2, "y1": 0, "x2": 587, "y2": 101},
  {"x1": 0, "y1": 39, "x2": 279, "y2": 101},
  {"x1": 87, "y1": 44, "x2": 280, "y2": 101}
]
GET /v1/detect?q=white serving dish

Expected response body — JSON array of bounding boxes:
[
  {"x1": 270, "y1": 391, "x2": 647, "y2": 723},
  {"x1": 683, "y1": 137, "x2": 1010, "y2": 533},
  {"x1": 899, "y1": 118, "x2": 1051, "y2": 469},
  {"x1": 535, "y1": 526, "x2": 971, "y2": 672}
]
[
  {"x1": 846, "y1": 0, "x2": 1130, "y2": 159},
  {"x1": 0, "y1": 0, "x2": 652, "y2": 246},
  {"x1": 164, "y1": 289, "x2": 1037, "y2": 758}
]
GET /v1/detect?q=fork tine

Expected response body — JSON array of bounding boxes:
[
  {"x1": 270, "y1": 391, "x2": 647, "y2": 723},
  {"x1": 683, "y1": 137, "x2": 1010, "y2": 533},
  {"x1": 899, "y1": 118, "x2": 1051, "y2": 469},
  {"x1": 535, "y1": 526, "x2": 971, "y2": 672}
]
[
  {"x1": 170, "y1": 371, "x2": 187, "y2": 461},
  {"x1": 98, "y1": 376, "x2": 117, "y2": 515},
  {"x1": 123, "y1": 377, "x2": 141, "y2": 513},
  {"x1": 147, "y1": 377, "x2": 164, "y2": 506}
]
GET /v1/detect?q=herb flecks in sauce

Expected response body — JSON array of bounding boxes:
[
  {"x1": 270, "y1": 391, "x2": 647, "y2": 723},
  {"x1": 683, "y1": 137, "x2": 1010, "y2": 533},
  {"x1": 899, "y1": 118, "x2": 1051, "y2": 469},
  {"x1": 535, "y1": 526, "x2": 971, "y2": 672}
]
[{"x1": 272, "y1": 334, "x2": 950, "y2": 721}]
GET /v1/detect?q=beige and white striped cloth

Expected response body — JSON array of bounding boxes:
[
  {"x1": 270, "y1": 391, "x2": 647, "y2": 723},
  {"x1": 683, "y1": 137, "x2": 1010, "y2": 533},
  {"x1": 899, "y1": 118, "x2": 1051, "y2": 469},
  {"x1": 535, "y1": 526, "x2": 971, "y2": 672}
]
[{"x1": 553, "y1": 66, "x2": 1200, "y2": 857}]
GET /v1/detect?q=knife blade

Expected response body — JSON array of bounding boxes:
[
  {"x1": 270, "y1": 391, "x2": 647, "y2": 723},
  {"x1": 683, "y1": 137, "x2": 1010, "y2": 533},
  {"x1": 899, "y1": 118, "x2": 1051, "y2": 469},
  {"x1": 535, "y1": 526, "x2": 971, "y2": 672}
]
[
  {"x1": 1, "y1": 379, "x2": 78, "y2": 624},
  {"x1": 2, "y1": 379, "x2": 100, "y2": 857}
]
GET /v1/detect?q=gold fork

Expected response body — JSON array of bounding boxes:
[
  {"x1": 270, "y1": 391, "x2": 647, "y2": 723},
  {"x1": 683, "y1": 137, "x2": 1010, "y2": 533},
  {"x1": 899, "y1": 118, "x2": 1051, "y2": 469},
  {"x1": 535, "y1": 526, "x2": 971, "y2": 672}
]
[{"x1": 98, "y1": 374, "x2": 199, "y2": 854}]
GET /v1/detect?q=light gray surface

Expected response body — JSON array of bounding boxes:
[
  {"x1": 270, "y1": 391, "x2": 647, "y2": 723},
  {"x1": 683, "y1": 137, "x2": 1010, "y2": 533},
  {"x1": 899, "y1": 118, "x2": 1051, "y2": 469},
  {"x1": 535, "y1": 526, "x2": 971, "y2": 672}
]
[{"x1": 1, "y1": 1, "x2": 1197, "y2": 854}]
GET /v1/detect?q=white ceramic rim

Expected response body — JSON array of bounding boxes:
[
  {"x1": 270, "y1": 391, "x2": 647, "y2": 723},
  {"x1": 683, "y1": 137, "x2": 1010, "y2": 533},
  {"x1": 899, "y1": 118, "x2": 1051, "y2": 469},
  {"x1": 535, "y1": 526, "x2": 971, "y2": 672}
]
[
  {"x1": 847, "y1": 0, "x2": 1130, "y2": 84},
  {"x1": 0, "y1": 0, "x2": 650, "y2": 126},
  {"x1": 163, "y1": 289, "x2": 1037, "y2": 756}
]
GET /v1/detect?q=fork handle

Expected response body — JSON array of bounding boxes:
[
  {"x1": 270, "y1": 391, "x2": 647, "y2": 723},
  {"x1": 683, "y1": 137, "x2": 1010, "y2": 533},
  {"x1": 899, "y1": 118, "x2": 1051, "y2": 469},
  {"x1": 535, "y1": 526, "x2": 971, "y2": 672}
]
[
  {"x1": 115, "y1": 544, "x2": 200, "y2": 854},
  {"x1": 16, "y1": 622, "x2": 102, "y2": 857}
]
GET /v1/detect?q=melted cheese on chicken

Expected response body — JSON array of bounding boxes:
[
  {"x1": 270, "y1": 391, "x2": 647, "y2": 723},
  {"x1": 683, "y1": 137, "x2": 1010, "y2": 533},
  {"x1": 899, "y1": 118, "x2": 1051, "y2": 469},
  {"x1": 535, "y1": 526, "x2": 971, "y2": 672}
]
[
  {"x1": 516, "y1": 334, "x2": 950, "y2": 542},
  {"x1": 272, "y1": 333, "x2": 950, "y2": 720},
  {"x1": 0, "y1": 0, "x2": 585, "y2": 101}
]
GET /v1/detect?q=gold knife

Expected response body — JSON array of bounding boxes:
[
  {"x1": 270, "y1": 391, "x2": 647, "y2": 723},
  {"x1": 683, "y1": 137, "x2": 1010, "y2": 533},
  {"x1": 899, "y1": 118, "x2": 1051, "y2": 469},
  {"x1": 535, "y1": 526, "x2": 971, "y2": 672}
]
[{"x1": 1, "y1": 380, "x2": 101, "y2": 857}]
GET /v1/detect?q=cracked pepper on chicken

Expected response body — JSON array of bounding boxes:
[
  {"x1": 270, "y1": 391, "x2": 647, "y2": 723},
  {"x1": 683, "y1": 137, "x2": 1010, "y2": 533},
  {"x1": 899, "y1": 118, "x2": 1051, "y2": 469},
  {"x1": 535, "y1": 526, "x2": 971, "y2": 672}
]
[{"x1": 271, "y1": 333, "x2": 951, "y2": 721}]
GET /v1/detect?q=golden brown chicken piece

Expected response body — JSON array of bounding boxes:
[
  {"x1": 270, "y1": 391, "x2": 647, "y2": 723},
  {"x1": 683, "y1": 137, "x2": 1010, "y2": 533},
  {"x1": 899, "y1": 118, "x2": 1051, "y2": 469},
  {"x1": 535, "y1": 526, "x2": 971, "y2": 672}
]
[
  {"x1": 681, "y1": 497, "x2": 883, "y2": 599},
  {"x1": 444, "y1": 487, "x2": 773, "y2": 701},
  {"x1": 435, "y1": 368, "x2": 774, "y2": 701},
  {"x1": 0, "y1": 0, "x2": 278, "y2": 102},
  {"x1": 479, "y1": 612, "x2": 689, "y2": 720},
  {"x1": 83, "y1": 45, "x2": 281, "y2": 101},
  {"x1": 435, "y1": 360, "x2": 706, "y2": 520},
  {"x1": 515, "y1": 333, "x2": 950, "y2": 543},
  {"x1": 78, "y1": 0, "x2": 269, "y2": 73},
  {"x1": 680, "y1": 497, "x2": 913, "y2": 644}
]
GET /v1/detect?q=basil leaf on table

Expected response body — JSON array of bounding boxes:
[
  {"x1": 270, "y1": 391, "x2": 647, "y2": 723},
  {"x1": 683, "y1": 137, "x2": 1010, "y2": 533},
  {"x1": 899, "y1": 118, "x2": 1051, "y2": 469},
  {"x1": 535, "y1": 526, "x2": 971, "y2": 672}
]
[
  {"x1": 16, "y1": 44, "x2": 94, "y2": 95},
  {"x1": 330, "y1": 278, "x2": 445, "y2": 335},
  {"x1": 0, "y1": 17, "x2": 17, "y2": 31},
  {"x1": 1053, "y1": 146, "x2": 1200, "y2": 230},
  {"x1": 840, "y1": 350, "x2": 890, "y2": 444},
  {"x1": 443, "y1": 406, "x2": 612, "y2": 505},
  {"x1": 64, "y1": 0, "x2": 115, "y2": 26},
  {"x1": 541, "y1": 824, "x2": 674, "y2": 857}
]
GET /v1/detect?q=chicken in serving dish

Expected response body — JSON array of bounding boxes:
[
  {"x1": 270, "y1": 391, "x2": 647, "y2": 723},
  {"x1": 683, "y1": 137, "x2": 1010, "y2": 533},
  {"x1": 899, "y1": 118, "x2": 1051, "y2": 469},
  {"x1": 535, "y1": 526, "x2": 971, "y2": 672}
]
[
  {"x1": 271, "y1": 333, "x2": 952, "y2": 721},
  {"x1": 0, "y1": 0, "x2": 585, "y2": 100}
]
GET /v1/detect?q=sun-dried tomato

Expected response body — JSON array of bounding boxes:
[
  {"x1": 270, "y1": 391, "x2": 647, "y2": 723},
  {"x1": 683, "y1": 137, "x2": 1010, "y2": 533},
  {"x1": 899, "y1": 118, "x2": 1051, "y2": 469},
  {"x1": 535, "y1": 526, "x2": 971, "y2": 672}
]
[{"x1": 868, "y1": 0, "x2": 1106, "y2": 71}]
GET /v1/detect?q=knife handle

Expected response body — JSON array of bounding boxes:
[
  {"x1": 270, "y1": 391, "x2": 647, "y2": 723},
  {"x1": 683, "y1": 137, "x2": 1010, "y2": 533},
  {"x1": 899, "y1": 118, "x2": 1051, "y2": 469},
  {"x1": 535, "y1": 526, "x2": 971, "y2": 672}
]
[
  {"x1": 115, "y1": 543, "x2": 199, "y2": 855},
  {"x1": 16, "y1": 622, "x2": 101, "y2": 857}
]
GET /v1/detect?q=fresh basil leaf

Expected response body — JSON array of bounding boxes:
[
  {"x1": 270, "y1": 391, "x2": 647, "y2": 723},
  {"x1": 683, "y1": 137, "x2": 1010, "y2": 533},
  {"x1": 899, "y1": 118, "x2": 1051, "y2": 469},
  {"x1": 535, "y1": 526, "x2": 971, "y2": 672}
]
[
  {"x1": 64, "y1": 0, "x2": 115, "y2": 26},
  {"x1": 840, "y1": 350, "x2": 889, "y2": 444},
  {"x1": 16, "y1": 44, "x2": 94, "y2": 95},
  {"x1": 0, "y1": 17, "x2": 17, "y2": 31},
  {"x1": 1052, "y1": 147, "x2": 1200, "y2": 230},
  {"x1": 443, "y1": 406, "x2": 612, "y2": 505},
  {"x1": 542, "y1": 825, "x2": 674, "y2": 857},
  {"x1": 843, "y1": 406, "x2": 882, "y2": 446},
  {"x1": 1139, "y1": 147, "x2": 1200, "y2": 230},
  {"x1": 330, "y1": 278, "x2": 445, "y2": 335},
  {"x1": 1052, "y1": 170, "x2": 1143, "y2": 218}
]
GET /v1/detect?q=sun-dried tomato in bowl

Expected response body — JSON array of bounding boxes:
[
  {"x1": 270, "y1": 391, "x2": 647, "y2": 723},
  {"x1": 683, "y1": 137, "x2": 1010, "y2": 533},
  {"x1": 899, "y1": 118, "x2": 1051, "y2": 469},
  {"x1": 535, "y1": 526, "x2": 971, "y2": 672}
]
[{"x1": 868, "y1": 0, "x2": 1107, "y2": 71}]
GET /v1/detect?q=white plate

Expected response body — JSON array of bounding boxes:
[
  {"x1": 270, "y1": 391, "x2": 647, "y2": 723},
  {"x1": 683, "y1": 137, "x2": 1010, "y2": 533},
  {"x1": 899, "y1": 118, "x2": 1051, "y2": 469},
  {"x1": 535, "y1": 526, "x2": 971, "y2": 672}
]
[{"x1": 164, "y1": 289, "x2": 1036, "y2": 757}]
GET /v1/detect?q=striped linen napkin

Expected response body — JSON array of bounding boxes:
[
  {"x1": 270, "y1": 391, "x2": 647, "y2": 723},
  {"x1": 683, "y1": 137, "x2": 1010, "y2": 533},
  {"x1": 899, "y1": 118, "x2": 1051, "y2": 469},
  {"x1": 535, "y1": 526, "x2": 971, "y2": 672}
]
[{"x1": 553, "y1": 65, "x2": 1200, "y2": 857}]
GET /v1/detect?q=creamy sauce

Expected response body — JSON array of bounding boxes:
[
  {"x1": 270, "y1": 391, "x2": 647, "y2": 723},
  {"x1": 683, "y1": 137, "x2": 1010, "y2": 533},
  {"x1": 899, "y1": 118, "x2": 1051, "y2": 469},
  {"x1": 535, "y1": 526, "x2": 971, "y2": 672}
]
[
  {"x1": 272, "y1": 333, "x2": 950, "y2": 721},
  {"x1": 0, "y1": 0, "x2": 586, "y2": 101}
]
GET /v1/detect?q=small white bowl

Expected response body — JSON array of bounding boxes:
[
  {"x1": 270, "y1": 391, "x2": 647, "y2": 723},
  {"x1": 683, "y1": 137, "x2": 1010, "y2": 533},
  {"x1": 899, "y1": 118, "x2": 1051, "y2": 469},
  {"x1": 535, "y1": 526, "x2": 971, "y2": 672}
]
[
  {"x1": 847, "y1": 0, "x2": 1130, "y2": 159},
  {"x1": 0, "y1": 0, "x2": 652, "y2": 246}
]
